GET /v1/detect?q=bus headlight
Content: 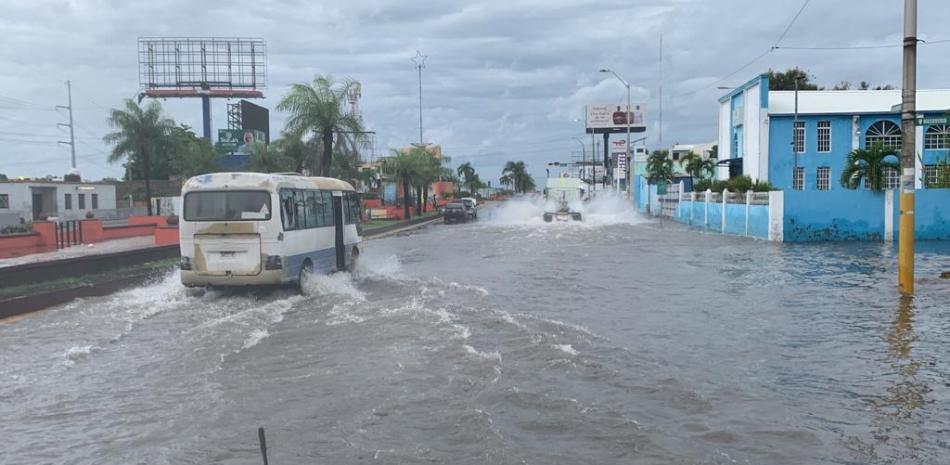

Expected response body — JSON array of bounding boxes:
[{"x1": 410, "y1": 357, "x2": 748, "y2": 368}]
[
  {"x1": 180, "y1": 257, "x2": 193, "y2": 270},
  {"x1": 264, "y1": 255, "x2": 283, "y2": 270}
]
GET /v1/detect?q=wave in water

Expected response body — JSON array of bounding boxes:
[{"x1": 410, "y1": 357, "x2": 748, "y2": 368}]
[{"x1": 483, "y1": 192, "x2": 648, "y2": 227}]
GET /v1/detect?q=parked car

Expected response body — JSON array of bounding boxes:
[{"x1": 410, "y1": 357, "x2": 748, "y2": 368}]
[
  {"x1": 443, "y1": 202, "x2": 469, "y2": 224},
  {"x1": 460, "y1": 197, "x2": 478, "y2": 219}
]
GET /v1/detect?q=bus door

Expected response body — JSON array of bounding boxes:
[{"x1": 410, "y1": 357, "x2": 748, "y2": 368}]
[{"x1": 332, "y1": 191, "x2": 345, "y2": 271}]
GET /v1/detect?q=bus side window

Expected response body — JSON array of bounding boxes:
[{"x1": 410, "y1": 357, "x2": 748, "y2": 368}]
[
  {"x1": 305, "y1": 190, "x2": 319, "y2": 229},
  {"x1": 294, "y1": 190, "x2": 307, "y2": 229},
  {"x1": 321, "y1": 191, "x2": 334, "y2": 226},
  {"x1": 280, "y1": 189, "x2": 296, "y2": 230}
]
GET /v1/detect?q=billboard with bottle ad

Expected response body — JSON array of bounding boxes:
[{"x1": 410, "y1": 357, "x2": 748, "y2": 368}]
[{"x1": 586, "y1": 104, "x2": 646, "y2": 134}]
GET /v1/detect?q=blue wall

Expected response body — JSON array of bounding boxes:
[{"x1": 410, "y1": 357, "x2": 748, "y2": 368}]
[
  {"x1": 896, "y1": 188, "x2": 950, "y2": 240},
  {"x1": 784, "y1": 190, "x2": 886, "y2": 241},
  {"x1": 673, "y1": 200, "x2": 770, "y2": 239},
  {"x1": 769, "y1": 115, "x2": 853, "y2": 190},
  {"x1": 768, "y1": 112, "x2": 950, "y2": 191}
]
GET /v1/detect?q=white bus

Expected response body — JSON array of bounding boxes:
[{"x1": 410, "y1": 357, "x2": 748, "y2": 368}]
[{"x1": 179, "y1": 172, "x2": 362, "y2": 289}]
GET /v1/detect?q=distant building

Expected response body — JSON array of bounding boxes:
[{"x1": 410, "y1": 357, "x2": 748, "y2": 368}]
[
  {"x1": 669, "y1": 142, "x2": 717, "y2": 176},
  {"x1": 719, "y1": 74, "x2": 950, "y2": 190},
  {"x1": 0, "y1": 179, "x2": 117, "y2": 226}
]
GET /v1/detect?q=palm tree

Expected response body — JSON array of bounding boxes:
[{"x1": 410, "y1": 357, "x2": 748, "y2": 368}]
[
  {"x1": 277, "y1": 75, "x2": 364, "y2": 176},
  {"x1": 645, "y1": 150, "x2": 674, "y2": 183},
  {"x1": 840, "y1": 143, "x2": 900, "y2": 191},
  {"x1": 104, "y1": 99, "x2": 177, "y2": 216},
  {"x1": 682, "y1": 151, "x2": 702, "y2": 186},
  {"x1": 457, "y1": 162, "x2": 476, "y2": 195},
  {"x1": 382, "y1": 149, "x2": 418, "y2": 219},
  {"x1": 502, "y1": 160, "x2": 535, "y2": 194},
  {"x1": 499, "y1": 173, "x2": 513, "y2": 191}
]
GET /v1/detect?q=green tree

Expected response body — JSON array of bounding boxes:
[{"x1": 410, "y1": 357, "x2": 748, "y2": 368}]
[
  {"x1": 456, "y1": 162, "x2": 476, "y2": 194},
  {"x1": 501, "y1": 160, "x2": 536, "y2": 194},
  {"x1": 168, "y1": 125, "x2": 222, "y2": 179},
  {"x1": 768, "y1": 68, "x2": 820, "y2": 91},
  {"x1": 277, "y1": 75, "x2": 365, "y2": 176},
  {"x1": 104, "y1": 99, "x2": 178, "y2": 215},
  {"x1": 646, "y1": 150, "x2": 674, "y2": 183},
  {"x1": 840, "y1": 143, "x2": 900, "y2": 191},
  {"x1": 383, "y1": 149, "x2": 418, "y2": 219},
  {"x1": 499, "y1": 173, "x2": 513, "y2": 191},
  {"x1": 246, "y1": 142, "x2": 293, "y2": 173}
]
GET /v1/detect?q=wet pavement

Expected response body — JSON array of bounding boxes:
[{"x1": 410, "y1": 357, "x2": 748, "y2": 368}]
[{"x1": 1, "y1": 196, "x2": 948, "y2": 465}]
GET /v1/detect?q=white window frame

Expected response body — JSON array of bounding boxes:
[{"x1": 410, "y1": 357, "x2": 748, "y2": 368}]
[
  {"x1": 817, "y1": 166, "x2": 831, "y2": 191},
  {"x1": 884, "y1": 167, "x2": 900, "y2": 190},
  {"x1": 792, "y1": 166, "x2": 805, "y2": 190},
  {"x1": 817, "y1": 120, "x2": 831, "y2": 153},
  {"x1": 924, "y1": 124, "x2": 950, "y2": 150},
  {"x1": 793, "y1": 121, "x2": 806, "y2": 154},
  {"x1": 865, "y1": 120, "x2": 902, "y2": 149},
  {"x1": 924, "y1": 164, "x2": 938, "y2": 186}
]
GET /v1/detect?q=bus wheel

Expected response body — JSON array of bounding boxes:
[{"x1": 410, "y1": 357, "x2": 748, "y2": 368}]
[{"x1": 298, "y1": 259, "x2": 314, "y2": 295}]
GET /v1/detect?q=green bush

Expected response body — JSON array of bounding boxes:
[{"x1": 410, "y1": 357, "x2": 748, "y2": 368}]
[
  {"x1": 1, "y1": 223, "x2": 32, "y2": 235},
  {"x1": 691, "y1": 176, "x2": 776, "y2": 193}
]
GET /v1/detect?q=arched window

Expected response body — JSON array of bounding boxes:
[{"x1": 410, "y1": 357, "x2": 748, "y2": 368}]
[
  {"x1": 924, "y1": 124, "x2": 950, "y2": 150},
  {"x1": 865, "y1": 120, "x2": 902, "y2": 149}
]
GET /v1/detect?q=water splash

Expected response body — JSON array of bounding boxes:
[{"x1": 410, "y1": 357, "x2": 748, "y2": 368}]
[{"x1": 482, "y1": 192, "x2": 647, "y2": 227}]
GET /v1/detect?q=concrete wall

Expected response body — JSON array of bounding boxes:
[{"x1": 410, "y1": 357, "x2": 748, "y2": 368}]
[{"x1": 784, "y1": 189, "x2": 886, "y2": 241}]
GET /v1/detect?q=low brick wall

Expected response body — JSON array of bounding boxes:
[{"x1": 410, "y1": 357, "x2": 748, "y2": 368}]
[
  {"x1": 102, "y1": 223, "x2": 156, "y2": 241},
  {"x1": 154, "y1": 226, "x2": 179, "y2": 246}
]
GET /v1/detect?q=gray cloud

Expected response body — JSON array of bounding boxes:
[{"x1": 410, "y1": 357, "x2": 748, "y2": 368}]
[{"x1": 2, "y1": 0, "x2": 950, "y2": 184}]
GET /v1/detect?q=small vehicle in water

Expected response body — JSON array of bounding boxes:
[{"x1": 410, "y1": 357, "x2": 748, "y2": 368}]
[
  {"x1": 543, "y1": 176, "x2": 585, "y2": 222},
  {"x1": 459, "y1": 197, "x2": 478, "y2": 219},
  {"x1": 443, "y1": 202, "x2": 468, "y2": 224}
]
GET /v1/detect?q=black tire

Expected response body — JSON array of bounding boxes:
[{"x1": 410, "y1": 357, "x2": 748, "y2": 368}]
[
  {"x1": 297, "y1": 259, "x2": 314, "y2": 294},
  {"x1": 543, "y1": 213, "x2": 553, "y2": 222},
  {"x1": 572, "y1": 212, "x2": 582, "y2": 221}
]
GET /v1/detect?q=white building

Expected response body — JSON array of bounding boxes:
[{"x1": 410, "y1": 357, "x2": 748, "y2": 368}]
[
  {"x1": 669, "y1": 142, "x2": 717, "y2": 176},
  {"x1": 0, "y1": 180, "x2": 117, "y2": 227}
]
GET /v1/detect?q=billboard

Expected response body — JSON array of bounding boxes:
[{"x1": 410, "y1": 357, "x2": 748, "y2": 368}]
[
  {"x1": 586, "y1": 103, "x2": 646, "y2": 134},
  {"x1": 138, "y1": 37, "x2": 266, "y2": 91},
  {"x1": 610, "y1": 139, "x2": 628, "y2": 180},
  {"x1": 240, "y1": 100, "x2": 270, "y2": 144},
  {"x1": 217, "y1": 129, "x2": 243, "y2": 152}
]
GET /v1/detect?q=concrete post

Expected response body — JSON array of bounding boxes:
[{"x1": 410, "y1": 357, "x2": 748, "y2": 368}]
[
  {"x1": 690, "y1": 191, "x2": 696, "y2": 225},
  {"x1": 768, "y1": 190, "x2": 784, "y2": 242},
  {"x1": 704, "y1": 189, "x2": 711, "y2": 228},
  {"x1": 745, "y1": 190, "x2": 752, "y2": 236},
  {"x1": 678, "y1": 181, "x2": 685, "y2": 219},
  {"x1": 721, "y1": 189, "x2": 728, "y2": 233},
  {"x1": 885, "y1": 189, "x2": 895, "y2": 242}
]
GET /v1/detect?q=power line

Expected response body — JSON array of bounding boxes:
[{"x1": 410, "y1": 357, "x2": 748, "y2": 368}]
[
  {"x1": 772, "y1": 0, "x2": 811, "y2": 48},
  {"x1": 775, "y1": 37, "x2": 950, "y2": 51}
]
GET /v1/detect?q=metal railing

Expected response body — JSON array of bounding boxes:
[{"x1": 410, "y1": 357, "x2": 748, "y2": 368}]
[{"x1": 56, "y1": 220, "x2": 83, "y2": 249}]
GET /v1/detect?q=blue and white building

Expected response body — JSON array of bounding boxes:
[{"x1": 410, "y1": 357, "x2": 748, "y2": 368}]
[{"x1": 718, "y1": 74, "x2": 950, "y2": 190}]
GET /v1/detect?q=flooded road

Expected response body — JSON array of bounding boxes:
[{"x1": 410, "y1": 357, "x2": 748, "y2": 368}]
[{"x1": 2, "y1": 197, "x2": 949, "y2": 465}]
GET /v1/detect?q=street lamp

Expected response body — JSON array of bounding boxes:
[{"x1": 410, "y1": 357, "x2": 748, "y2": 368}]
[
  {"x1": 572, "y1": 136, "x2": 587, "y2": 187},
  {"x1": 600, "y1": 68, "x2": 631, "y2": 193}
]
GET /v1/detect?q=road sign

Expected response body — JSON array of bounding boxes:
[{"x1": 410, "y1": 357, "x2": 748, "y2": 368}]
[{"x1": 915, "y1": 116, "x2": 950, "y2": 126}]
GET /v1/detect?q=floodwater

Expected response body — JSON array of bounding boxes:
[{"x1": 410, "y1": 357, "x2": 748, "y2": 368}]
[{"x1": 2, "y1": 197, "x2": 949, "y2": 465}]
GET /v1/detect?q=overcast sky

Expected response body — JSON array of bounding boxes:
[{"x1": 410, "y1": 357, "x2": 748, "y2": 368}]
[{"x1": 3, "y1": 0, "x2": 950, "y2": 184}]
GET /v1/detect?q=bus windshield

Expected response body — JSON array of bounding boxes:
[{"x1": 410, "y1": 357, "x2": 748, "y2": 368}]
[{"x1": 183, "y1": 191, "x2": 271, "y2": 221}]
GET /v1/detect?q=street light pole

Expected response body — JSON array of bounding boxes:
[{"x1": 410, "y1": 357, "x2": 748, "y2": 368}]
[
  {"x1": 572, "y1": 136, "x2": 587, "y2": 189},
  {"x1": 898, "y1": 0, "x2": 917, "y2": 295},
  {"x1": 411, "y1": 51, "x2": 427, "y2": 146},
  {"x1": 601, "y1": 69, "x2": 631, "y2": 193}
]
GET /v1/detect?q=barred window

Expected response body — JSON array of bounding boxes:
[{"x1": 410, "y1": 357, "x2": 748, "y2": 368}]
[
  {"x1": 792, "y1": 166, "x2": 804, "y2": 190},
  {"x1": 865, "y1": 120, "x2": 901, "y2": 149},
  {"x1": 924, "y1": 124, "x2": 950, "y2": 150},
  {"x1": 817, "y1": 121, "x2": 831, "y2": 152},
  {"x1": 817, "y1": 167, "x2": 831, "y2": 190},
  {"x1": 924, "y1": 165, "x2": 937, "y2": 186},
  {"x1": 884, "y1": 167, "x2": 900, "y2": 190},
  {"x1": 0, "y1": 194, "x2": 8, "y2": 209},
  {"x1": 793, "y1": 121, "x2": 805, "y2": 153}
]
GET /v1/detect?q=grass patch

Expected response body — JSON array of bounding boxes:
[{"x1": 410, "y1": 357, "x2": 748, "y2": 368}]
[{"x1": 0, "y1": 257, "x2": 178, "y2": 300}]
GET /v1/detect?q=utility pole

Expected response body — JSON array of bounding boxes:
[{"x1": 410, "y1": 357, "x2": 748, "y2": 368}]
[
  {"x1": 659, "y1": 34, "x2": 663, "y2": 149},
  {"x1": 57, "y1": 80, "x2": 76, "y2": 169},
  {"x1": 411, "y1": 51, "x2": 427, "y2": 146},
  {"x1": 898, "y1": 0, "x2": 917, "y2": 295}
]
